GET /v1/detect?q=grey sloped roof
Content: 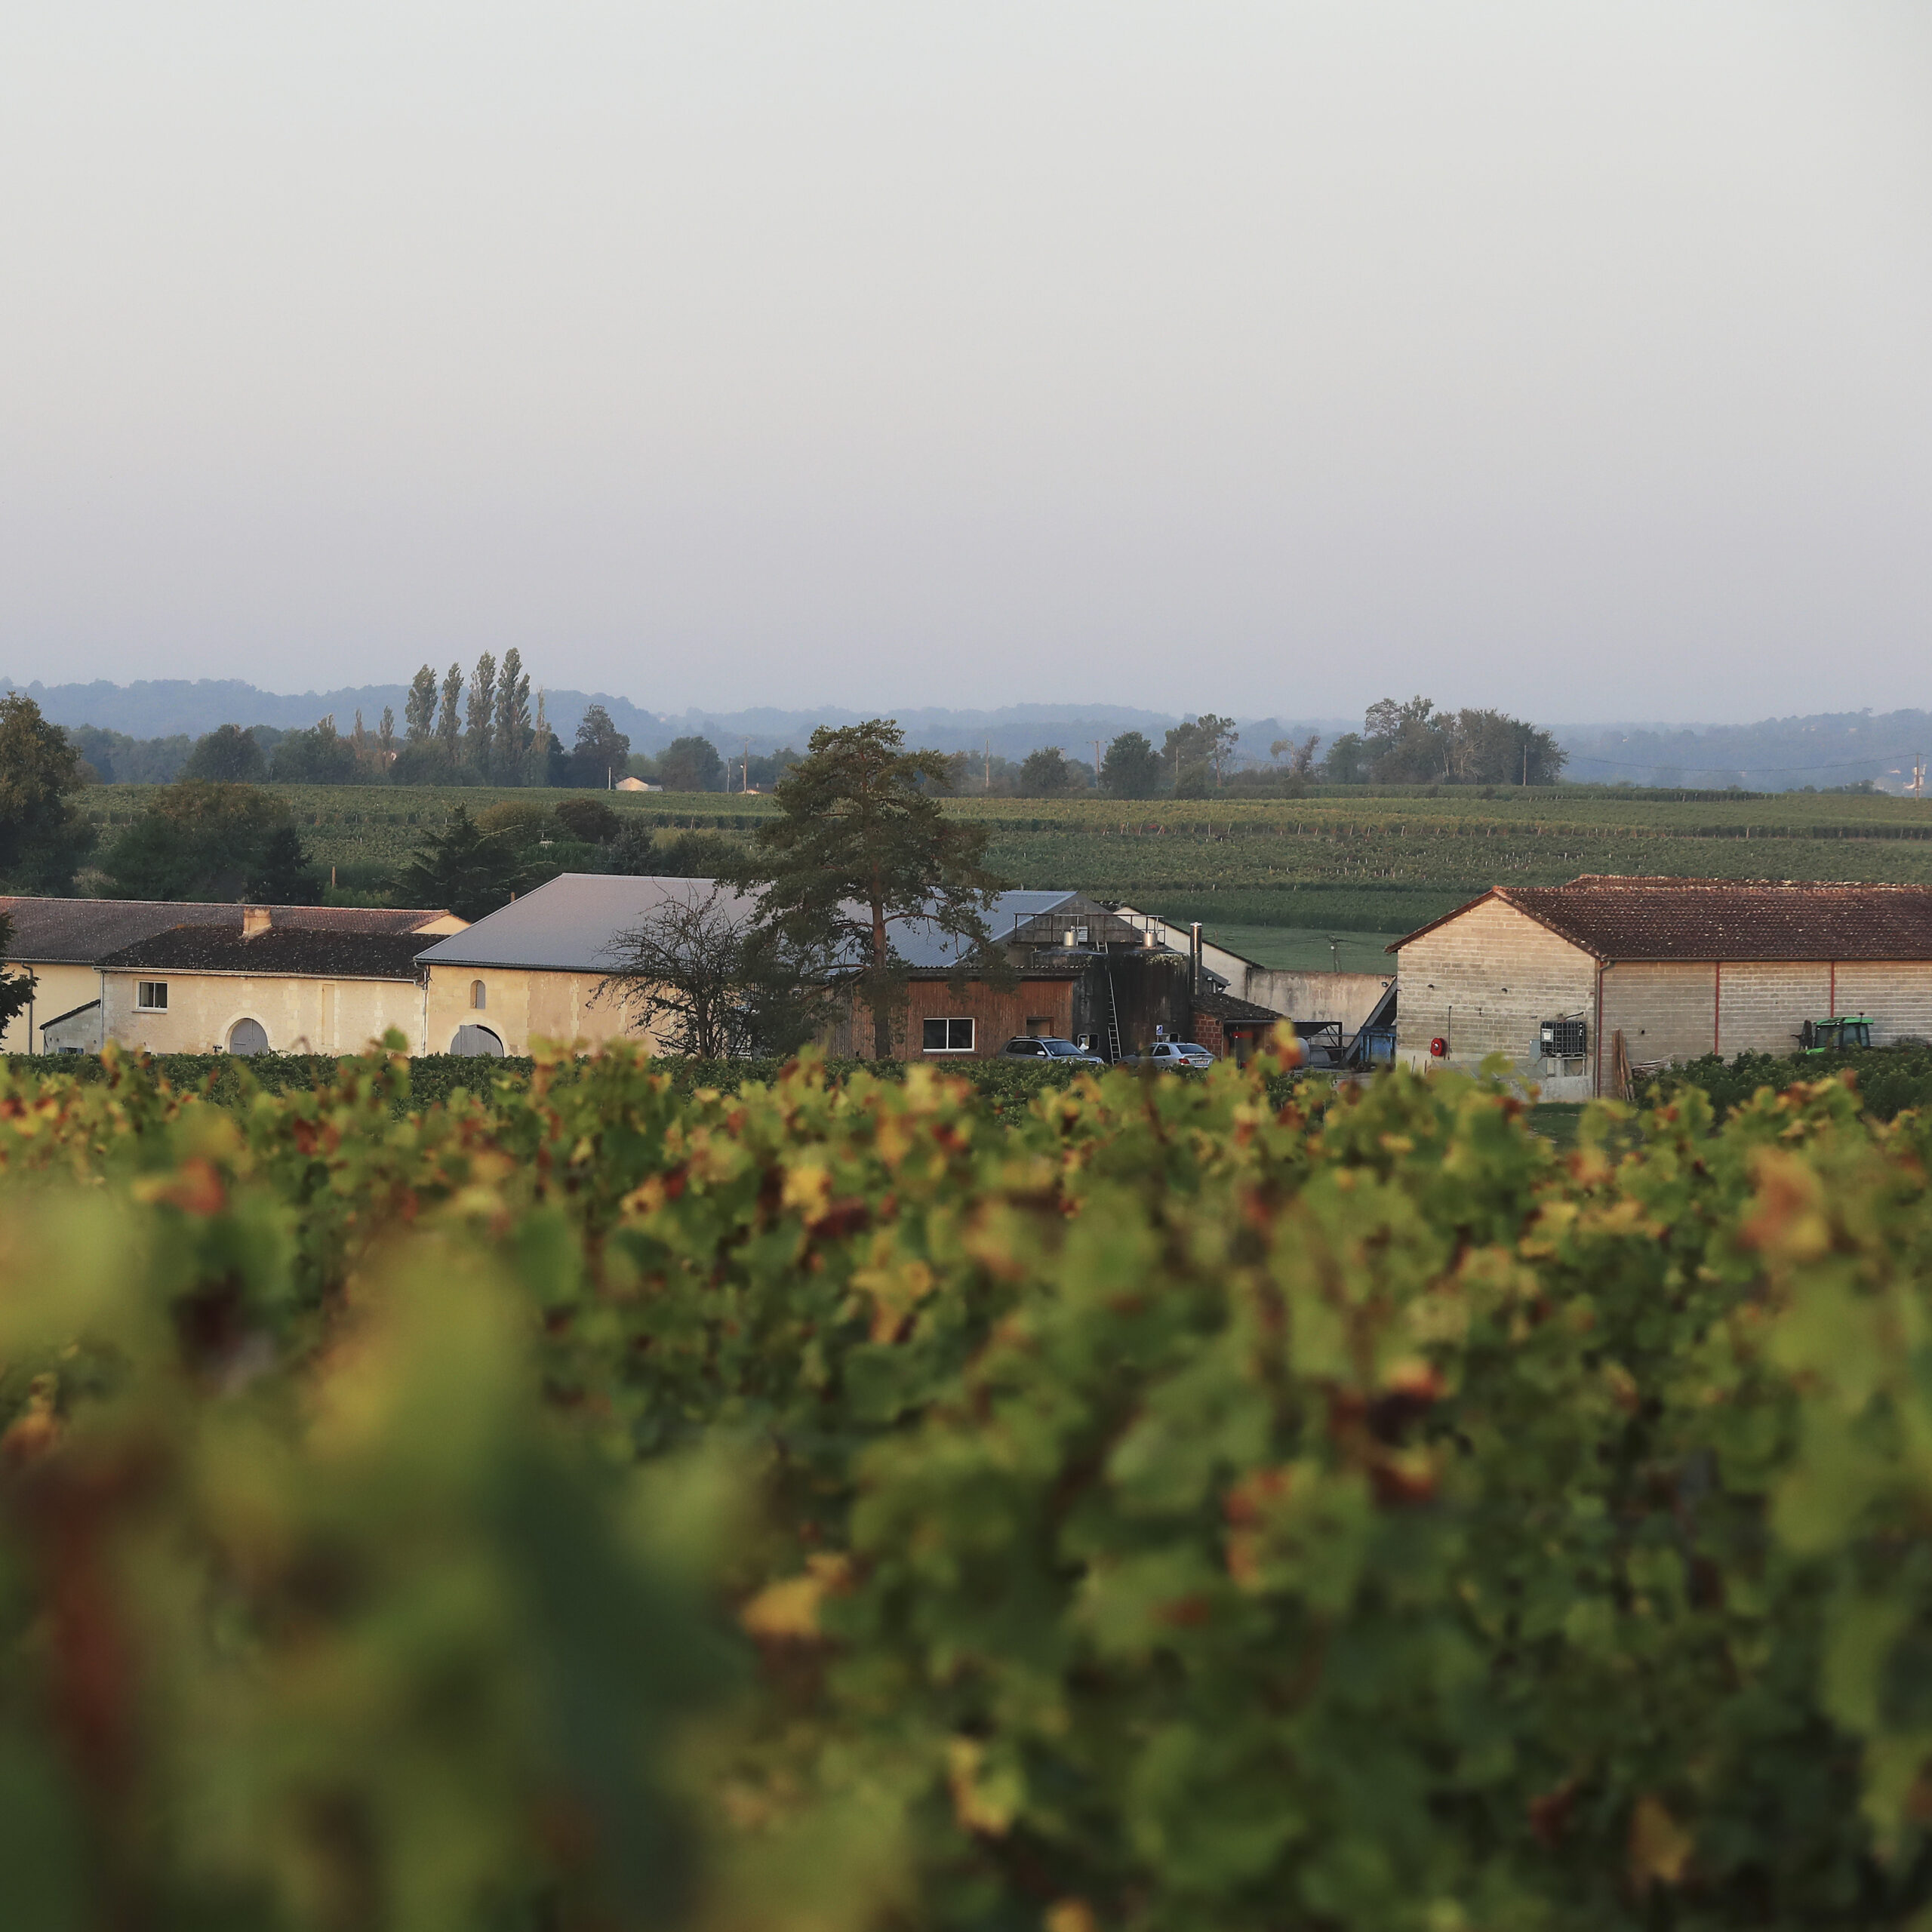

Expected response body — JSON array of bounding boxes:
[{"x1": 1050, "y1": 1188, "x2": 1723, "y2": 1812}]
[
  {"x1": 414, "y1": 876, "x2": 762, "y2": 972},
  {"x1": 414, "y1": 876, "x2": 1078, "y2": 973},
  {"x1": 0, "y1": 897, "x2": 455, "y2": 966}
]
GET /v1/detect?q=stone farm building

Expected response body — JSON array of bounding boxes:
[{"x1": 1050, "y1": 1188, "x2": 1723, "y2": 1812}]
[
  {"x1": 1392, "y1": 875, "x2": 1932, "y2": 1099},
  {"x1": 0, "y1": 897, "x2": 464, "y2": 1056},
  {"x1": 0, "y1": 879, "x2": 1304, "y2": 1063},
  {"x1": 415, "y1": 875, "x2": 1283, "y2": 1061}
]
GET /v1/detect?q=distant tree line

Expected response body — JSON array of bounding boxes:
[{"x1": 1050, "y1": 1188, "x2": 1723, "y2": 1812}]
[
  {"x1": 1081, "y1": 702, "x2": 1566, "y2": 798},
  {"x1": 1320, "y1": 698, "x2": 1567, "y2": 786},
  {"x1": 51, "y1": 677, "x2": 1568, "y2": 811},
  {"x1": 63, "y1": 667, "x2": 803, "y2": 796}
]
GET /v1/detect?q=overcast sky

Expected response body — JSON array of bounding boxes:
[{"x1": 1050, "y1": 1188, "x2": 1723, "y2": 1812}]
[{"x1": 2, "y1": 2, "x2": 1927, "y2": 724}]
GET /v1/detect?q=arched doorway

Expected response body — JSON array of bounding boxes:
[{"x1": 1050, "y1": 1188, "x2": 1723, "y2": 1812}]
[
  {"x1": 228, "y1": 1017, "x2": 269, "y2": 1056},
  {"x1": 450, "y1": 1024, "x2": 505, "y2": 1058}
]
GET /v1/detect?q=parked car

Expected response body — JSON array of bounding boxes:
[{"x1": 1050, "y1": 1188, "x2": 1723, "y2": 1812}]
[
  {"x1": 1001, "y1": 1036, "x2": 1106, "y2": 1066},
  {"x1": 1124, "y1": 1041, "x2": 1216, "y2": 1071}
]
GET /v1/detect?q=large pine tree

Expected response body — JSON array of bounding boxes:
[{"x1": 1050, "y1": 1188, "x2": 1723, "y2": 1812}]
[{"x1": 741, "y1": 719, "x2": 1011, "y2": 1059}]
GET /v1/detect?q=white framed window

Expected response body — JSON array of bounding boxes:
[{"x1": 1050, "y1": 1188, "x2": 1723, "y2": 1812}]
[
  {"x1": 921, "y1": 1017, "x2": 974, "y2": 1054},
  {"x1": 137, "y1": 981, "x2": 168, "y2": 1011},
  {"x1": 470, "y1": 979, "x2": 488, "y2": 1011}
]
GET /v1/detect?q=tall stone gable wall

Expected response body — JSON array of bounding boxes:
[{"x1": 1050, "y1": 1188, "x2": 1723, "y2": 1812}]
[{"x1": 1395, "y1": 900, "x2": 1596, "y2": 1081}]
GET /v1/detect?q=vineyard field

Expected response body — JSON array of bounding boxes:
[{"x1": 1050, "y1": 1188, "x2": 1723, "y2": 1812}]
[
  {"x1": 76, "y1": 782, "x2": 1932, "y2": 929},
  {"x1": 0, "y1": 1042, "x2": 1930, "y2": 1927}
]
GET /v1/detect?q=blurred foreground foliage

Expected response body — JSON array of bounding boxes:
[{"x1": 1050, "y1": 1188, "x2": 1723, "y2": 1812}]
[
  {"x1": 7, "y1": 1050, "x2": 1090, "y2": 1123},
  {"x1": 2, "y1": 1039, "x2": 1932, "y2": 1927}
]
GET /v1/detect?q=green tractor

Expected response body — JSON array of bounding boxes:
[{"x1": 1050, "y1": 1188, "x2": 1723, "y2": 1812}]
[{"x1": 1799, "y1": 1016, "x2": 1873, "y2": 1053}]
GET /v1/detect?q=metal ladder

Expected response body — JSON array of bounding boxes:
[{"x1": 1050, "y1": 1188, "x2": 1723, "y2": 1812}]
[{"x1": 1104, "y1": 971, "x2": 1124, "y2": 1063}]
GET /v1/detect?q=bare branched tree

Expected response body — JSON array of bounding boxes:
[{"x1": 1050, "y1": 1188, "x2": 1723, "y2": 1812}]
[
  {"x1": 1269, "y1": 733, "x2": 1323, "y2": 776},
  {"x1": 594, "y1": 883, "x2": 825, "y2": 1058}
]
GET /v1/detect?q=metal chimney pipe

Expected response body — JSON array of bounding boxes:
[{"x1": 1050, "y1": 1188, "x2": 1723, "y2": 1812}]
[{"x1": 1189, "y1": 921, "x2": 1202, "y2": 996}]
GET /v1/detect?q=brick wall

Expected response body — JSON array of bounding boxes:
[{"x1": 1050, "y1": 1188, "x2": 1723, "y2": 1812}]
[
  {"x1": 1395, "y1": 900, "x2": 1596, "y2": 1078},
  {"x1": 831, "y1": 977, "x2": 1077, "y2": 1060}
]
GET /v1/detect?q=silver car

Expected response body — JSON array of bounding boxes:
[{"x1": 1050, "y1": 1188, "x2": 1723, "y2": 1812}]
[
  {"x1": 1129, "y1": 1041, "x2": 1216, "y2": 1071},
  {"x1": 1001, "y1": 1036, "x2": 1106, "y2": 1066}
]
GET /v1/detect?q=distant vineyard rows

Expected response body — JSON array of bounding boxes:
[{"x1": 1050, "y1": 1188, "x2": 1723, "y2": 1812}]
[{"x1": 77, "y1": 784, "x2": 1932, "y2": 921}]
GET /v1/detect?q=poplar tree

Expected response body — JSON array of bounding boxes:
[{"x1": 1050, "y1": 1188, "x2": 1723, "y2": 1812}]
[
  {"x1": 405, "y1": 666, "x2": 438, "y2": 742},
  {"x1": 494, "y1": 648, "x2": 532, "y2": 783},
  {"x1": 527, "y1": 690, "x2": 552, "y2": 785},
  {"x1": 465, "y1": 654, "x2": 497, "y2": 775},
  {"x1": 437, "y1": 665, "x2": 463, "y2": 759}
]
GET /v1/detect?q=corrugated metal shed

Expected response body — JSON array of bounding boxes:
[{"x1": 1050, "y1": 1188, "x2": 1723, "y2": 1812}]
[
  {"x1": 414, "y1": 876, "x2": 1078, "y2": 973},
  {"x1": 1392, "y1": 876, "x2": 1932, "y2": 963}
]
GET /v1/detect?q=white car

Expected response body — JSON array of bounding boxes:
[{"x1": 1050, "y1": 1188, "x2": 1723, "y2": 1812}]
[{"x1": 1129, "y1": 1041, "x2": 1216, "y2": 1071}]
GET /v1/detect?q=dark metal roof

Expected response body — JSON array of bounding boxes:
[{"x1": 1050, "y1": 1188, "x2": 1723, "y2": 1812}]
[
  {"x1": 1390, "y1": 876, "x2": 1932, "y2": 963},
  {"x1": 1193, "y1": 987, "x2": 1285, "y2": 1023},
  {"x1": 96, "y1": 928, "x2": 428, "y2": 981},
  {"x1": 0, "y1": 897, "x2": 455, "y2": 966}
]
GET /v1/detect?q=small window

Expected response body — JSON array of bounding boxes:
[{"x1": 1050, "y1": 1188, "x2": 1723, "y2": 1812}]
[
  {"x1": 470, "y1": 979, "x2": 487, "y2": 1011},
  {"x1": 921, "y1": 1017, "x2": 974, "y2": 1054},
  {"x1": 137, "y1": 981, "x2": 168, "y2": 1011},
  {"x1": 1026, "y1": 1016, "x2": 1052, "y2": 1036}
]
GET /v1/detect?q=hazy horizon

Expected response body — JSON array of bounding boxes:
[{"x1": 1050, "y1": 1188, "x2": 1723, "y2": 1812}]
[{"x1": 4, "y1": 3, "x2": 1928, "y2": 724}]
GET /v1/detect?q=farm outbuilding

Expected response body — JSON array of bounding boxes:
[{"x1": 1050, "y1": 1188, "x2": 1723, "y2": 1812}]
[
  {"x1": 1390, "y1": 876, "x2": 1932, "y2": 1099},
  {"x1": 0, "y1": 897, "x2": 465, "y2": 1054}
]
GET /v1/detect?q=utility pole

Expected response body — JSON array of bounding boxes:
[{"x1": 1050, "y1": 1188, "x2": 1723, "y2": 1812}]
[
  {"x1": 985, "y1": 737, "x2": 991, "y2": 793},
  {"x1": 1094, "y1": 739, "x2": 1103, "y2": 789},
  {"x1": 1522, "y1": 743, "x2": 1528, "y2": 787},
  {"x1": 743, "y1": 736, "x2": 750, "y2": 794}
]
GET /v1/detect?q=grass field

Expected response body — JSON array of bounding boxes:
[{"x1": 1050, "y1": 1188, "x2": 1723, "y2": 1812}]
[
  {"x1": 78, "y1": 782, "x2": 1932, "y2": 928},
  {"x1": 1198, "y1": 924, "x2": 1405, "y2": 971}
]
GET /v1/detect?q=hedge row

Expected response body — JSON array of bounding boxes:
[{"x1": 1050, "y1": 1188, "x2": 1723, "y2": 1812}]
[{"x1": 1, "y1": 1046, "x2": 1930, "y2": 1927}]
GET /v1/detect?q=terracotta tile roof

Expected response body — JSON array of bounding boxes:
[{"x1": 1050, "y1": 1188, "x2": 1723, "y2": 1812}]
[
  {"x1": 96, "y1": 928, "x2": 428, "y2": 981},
  {"x1": 0, "y1": 897, "x2": 453, "y2": 965},
  {"x1": 1392, "y1": 876, "x2": 1932, "y2": 963}
]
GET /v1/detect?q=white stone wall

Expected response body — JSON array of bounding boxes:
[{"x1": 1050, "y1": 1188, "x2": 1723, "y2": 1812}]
[
  {"x1": 103, "y1": 971, "x2": 423, "y2": 1057},
  {"x1": 1236, "y1": 968, "x2": 1390, "y2": 1029},
  {"x1": 1395, "y1": 899, "x2": 1596, "y2": 1080}
]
